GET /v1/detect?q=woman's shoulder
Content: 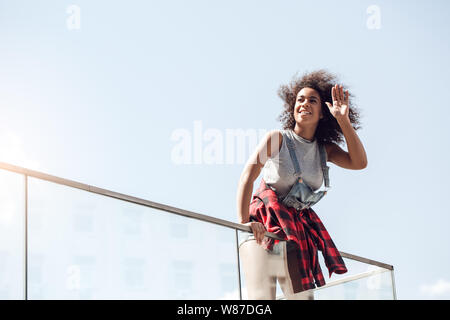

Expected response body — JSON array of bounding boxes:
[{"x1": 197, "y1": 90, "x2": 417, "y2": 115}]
[{"x1": 263, "y1": 129, "x2": 284, "y2": 158}]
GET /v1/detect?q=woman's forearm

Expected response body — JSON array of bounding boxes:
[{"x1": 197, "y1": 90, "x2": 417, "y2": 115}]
[
  {"x1": 236, "y1": 174, "x2": 254, "y2": 224},
  {"x1": 338, "y1": 118, "x2": 368, "y2": 168}
]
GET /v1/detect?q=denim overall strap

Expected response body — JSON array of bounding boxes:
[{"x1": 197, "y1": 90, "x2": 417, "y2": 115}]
[
  {"x1": 285, "y1": 133, "x2": 331, "y2": 190},
  {"x1": 318, "y1": 143, "x2": 331, "y2": 190},
  {"x1": 285, "y1": 135, "x2": 302, "y2": 177}
]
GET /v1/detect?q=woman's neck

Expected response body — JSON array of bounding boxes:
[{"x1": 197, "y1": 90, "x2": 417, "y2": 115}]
[{"x1": 293, "y1": 123, "x2": 317, "y2": 142}]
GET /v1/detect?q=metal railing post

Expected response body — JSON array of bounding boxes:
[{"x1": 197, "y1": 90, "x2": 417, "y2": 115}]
[
  {"x1": 235, "y1": 230, "x2": 242, "y2": 300},
  {"x1": 391, "y1": 268, "x2": 397, "y2": 300},
  {"x1": 24, "y1": 174, "x2": 28, "y2": 300}
]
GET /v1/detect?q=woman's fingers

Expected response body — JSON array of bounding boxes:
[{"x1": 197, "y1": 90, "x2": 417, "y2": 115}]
[
  {"x1": 333, "y1": 84, "x2": 342, "y2": 105},
  {"x1": 333, "y1": 84, "x2": 347, "y2": 105},
  {"x1": 336, "y1": 85, "x2": 341, "y2": 103},
  {"x1": 251, "y1": 222, "x2": 266, "y2": 244},
  {"x1": 243, "y1": 222, "x2": 266, "y2": 245},
  {"x1": 331, "y1": 86, "x2": 336, "y2": 103},
  {"x1": 258, "y1": 225, "x2": 266, "y2": 244},
  {"x1": 334, "y1": 85, "x2": 338, "y2": 103},
  {"x1": 254, "y1": 223, "x2": 263, "y2": 244}
]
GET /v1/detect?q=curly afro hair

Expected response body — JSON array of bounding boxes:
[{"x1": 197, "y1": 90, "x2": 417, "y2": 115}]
[{"x1": 277, "y1": 69, "x2": 362, "y2": 146}]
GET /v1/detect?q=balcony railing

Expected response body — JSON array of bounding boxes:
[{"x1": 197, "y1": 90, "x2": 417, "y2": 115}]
[{"x1": 0, "y1": 161, "x2": 396, "y2": 300}]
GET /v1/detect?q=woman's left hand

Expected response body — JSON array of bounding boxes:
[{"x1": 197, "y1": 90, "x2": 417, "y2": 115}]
[{"x1": 325, "y1": 84, "x2": 350, "y2": 123}]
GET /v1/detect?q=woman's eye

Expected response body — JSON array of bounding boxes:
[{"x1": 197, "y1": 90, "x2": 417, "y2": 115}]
[{"x1": 298, "y1": 99, "x2": 316, "y2": 103}]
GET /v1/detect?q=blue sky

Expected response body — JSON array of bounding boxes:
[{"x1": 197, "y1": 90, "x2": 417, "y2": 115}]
[{"x1": 1, "y1": 0, "x2": 450, "y2": 299}]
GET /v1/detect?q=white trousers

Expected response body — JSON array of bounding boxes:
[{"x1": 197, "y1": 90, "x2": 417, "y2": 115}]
[{"x1": 239, "y1": 239, "x2": 314, "y2": 300}]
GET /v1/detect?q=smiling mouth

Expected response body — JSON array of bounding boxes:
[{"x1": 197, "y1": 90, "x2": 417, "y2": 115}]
[{"x1": 299, "y1": 111, "x2": 312, "y2": 116}]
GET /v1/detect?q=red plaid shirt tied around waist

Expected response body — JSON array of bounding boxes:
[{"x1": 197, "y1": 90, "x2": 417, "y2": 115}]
[{"x1": 249, "y1": 178, "x2": 348, "y2": 290}]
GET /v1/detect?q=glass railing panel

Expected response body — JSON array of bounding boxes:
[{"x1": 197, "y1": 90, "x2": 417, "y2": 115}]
[
  {"x1": 318, "y1": 254, "x2": 387, "y2": 282},
  {"x1": 313, "y1": 267, "x2": 395, "y2": 300},
  {"x1": 313, "y1": 252, "x2": 395, "y2": 299},
  {"x1": 0, "y1": 162, "x2": 396, "y2": 300},
  {"x1": 0, "y1": 169, "x2": 25, "y2": 299},
  {"x1": 28, "y1": 177, "x2": 240, "y2": 299},
  {"x1": 237, "y1": 230, "x2": 395, "y2": 300}
]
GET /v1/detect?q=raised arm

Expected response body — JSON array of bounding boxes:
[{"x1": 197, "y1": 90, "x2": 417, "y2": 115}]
[{"x1": 324, "y1": 84, "x2": 368, "y2": 170}]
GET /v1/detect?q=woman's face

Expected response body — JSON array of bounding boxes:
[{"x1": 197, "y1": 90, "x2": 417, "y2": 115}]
[{"x1": 294, "y1": 87, "x2": 323, "y2": 124}]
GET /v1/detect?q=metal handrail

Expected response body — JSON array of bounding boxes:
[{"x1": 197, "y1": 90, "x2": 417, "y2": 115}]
[{"x1": 0, "y1": 161, "x2": 393, "y2": 271}]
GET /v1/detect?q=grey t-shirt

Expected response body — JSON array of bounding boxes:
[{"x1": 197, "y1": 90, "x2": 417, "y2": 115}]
[{"x1": 261, "y1": 129, "x2": 325, "y2": 200}]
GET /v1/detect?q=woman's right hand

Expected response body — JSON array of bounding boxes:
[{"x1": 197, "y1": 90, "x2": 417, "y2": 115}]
[{"x1": 244, "y1": 222, "x2": 266, "y2": 245}]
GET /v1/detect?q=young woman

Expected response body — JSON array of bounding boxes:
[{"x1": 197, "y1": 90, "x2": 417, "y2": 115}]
[{"x1": 236, "y1": 70, "x2": 367, "y2": 300}]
